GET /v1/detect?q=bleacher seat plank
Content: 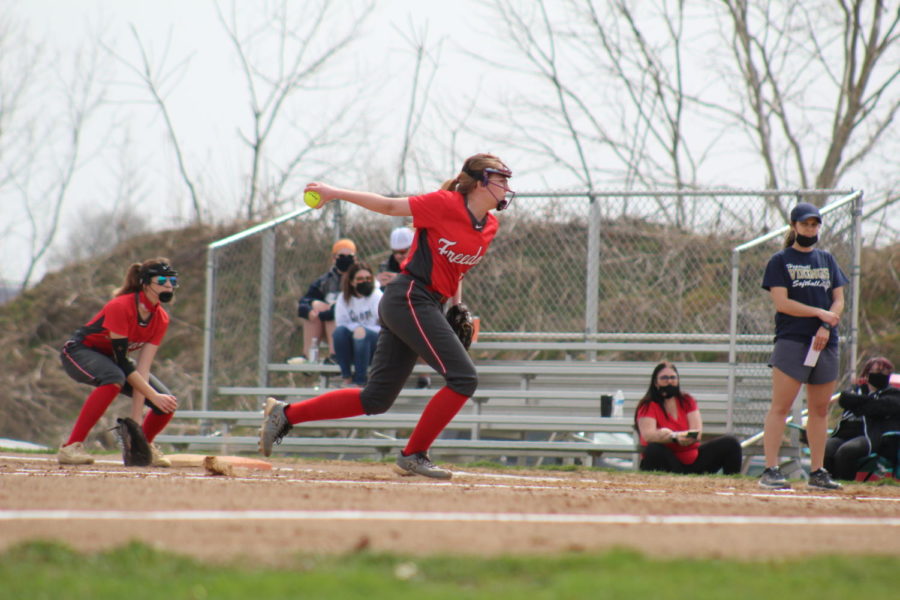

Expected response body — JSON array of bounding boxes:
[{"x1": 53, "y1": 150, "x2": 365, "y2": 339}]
[{"x1": 162, "y1": 339, "x2": 773, "y2": 466}]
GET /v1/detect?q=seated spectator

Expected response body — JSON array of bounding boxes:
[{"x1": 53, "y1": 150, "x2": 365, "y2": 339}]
[
  {"x1": 333, "y1": 263, "x2": 383, "y2": 387},
  {"x1": 635, "y1": 361, "x2": 742, "y2": 475},
  {"x1": 293, "y1": 239, "x2": 357, "y2": 364},
  {"x1": 825, "y1": 356, "x2": 900, "y2": 480},
  {"x1": 376, "y1": 226, "x2": 414, "y2": 288}
]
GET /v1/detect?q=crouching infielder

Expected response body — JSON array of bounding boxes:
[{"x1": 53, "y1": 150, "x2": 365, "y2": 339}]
[{"x1": 58, "y1": 258, "x2": 179, "y2": 467}]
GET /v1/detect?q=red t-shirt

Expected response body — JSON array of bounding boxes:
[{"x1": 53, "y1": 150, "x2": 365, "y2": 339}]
[
  {"x1": 403, "y1": 190, "x2": 499, "y2": 298},
  {"x1": 636, "y1": 393, "x2": 700, "y2": 464},
  {"x1": 72, "y1": 291, "x2": 169, "y2": 355}
]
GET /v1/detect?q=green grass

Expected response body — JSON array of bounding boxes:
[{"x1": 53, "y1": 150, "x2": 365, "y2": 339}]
[{"x1": 2, "y1": 541, "x2": 898, "y2": 600}]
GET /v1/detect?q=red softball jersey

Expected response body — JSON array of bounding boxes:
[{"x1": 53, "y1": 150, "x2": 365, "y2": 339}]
[
  {"x1": 636, "y1": 393, "x2": 701, "y2": 464},
  {"x1": 403, "y1": 190, "x2": 499, "y2": 298},
  {"x1": 72, "y1": 291, "x2": 170, "y2": 355}
]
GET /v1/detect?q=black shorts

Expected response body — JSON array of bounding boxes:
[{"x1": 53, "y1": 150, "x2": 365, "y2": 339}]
[{"x1": 769, "y1": 338, "x2": 839, "y2": 385}]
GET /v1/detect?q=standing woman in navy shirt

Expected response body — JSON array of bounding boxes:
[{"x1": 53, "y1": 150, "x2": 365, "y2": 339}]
[
  {"x1": 260, "y1": 153, "x2": 514, "y2": 479},
  {"x1": 758, "y1": 203, "x2": 849, "y2": 490}
]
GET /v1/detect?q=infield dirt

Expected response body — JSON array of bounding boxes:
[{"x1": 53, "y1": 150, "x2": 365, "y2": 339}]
[{"x1": 2, "y1": 452, "x2": 899, "y2": 564}]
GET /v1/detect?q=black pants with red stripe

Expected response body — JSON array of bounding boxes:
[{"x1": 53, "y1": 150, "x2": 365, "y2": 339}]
[
  {"x1": 60, "y1": 342, "x2": 171, "y2": 416},
  {"x1": 359, "y1": 275, "x2": 477, "y2": 415}
]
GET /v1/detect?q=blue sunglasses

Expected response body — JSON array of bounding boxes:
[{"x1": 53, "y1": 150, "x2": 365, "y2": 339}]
[{"x1": 153, "y1": 275, "x2": 178, "y2": 287}]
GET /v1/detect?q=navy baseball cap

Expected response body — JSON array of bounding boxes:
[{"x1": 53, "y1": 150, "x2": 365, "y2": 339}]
[{"x1": 790, "y1": 202, "x2": 822, "y2": 223}]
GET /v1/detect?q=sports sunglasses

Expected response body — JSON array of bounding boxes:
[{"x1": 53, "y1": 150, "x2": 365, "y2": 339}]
[{"x1": 153, "y1": 275, "x2": 178, "y2": 287}]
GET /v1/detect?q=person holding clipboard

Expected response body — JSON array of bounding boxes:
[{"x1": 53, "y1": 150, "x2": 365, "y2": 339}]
[
  {"x1": 759, "y1": 202, "x2": 849, "y2": 490},
  {"x1": 634, "y1": 361, "x2": 742, "y2": 475}
]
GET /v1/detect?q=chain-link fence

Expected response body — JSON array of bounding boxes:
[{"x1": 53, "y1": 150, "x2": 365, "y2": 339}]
[{"x1": 201, "y1": 190, "x2": 862, "y2": 435}]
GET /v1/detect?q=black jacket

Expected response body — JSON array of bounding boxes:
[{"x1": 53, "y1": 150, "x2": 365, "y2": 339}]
[
  {"x1": 837, "y1": 385, "x2": 900, "y2": 451},
  {"x1": 297, "y1": 268, "x2": 343, "y2": 321}
]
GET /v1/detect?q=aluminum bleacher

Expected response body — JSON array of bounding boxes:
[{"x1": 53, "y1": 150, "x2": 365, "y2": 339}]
[{"x1": 156, "y1": 337, "x2": 771, "y2": 468}]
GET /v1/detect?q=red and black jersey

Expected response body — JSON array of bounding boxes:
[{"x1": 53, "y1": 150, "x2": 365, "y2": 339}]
[
  {"x1": 402, "y1": 190, "x2": 499, "y2": 298},
  {"x1": 71, "y1": 291, "x2": 169, "y2": 355}
]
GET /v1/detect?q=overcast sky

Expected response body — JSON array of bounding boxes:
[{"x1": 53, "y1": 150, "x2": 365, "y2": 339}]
[
  {"x1": 2, "y1": 0, "x2": 506, "y2": 285},
  {"x1": 1, "y1": 1, "x2": 896, "y2": 287}
]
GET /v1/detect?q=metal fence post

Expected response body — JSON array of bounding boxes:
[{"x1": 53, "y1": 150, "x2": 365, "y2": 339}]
[
  {"x1": 201, "y1": 245, "x2": 217, "y2": 413},
  {"x1": 585, "y1": 194, "x2": 600, "y2": 351},
  {"x1": 849, "y1": 191, "x2": 864, "y2": 376},
  {"x1": 727, "y1": 249, "x2": 740, "y2": 433},
  {"x1": 333, "y1": 200, "x2": 343, "y2": 241},
  {"x1": 258, "y1": 229, "x2": 276, "y2": 391}
]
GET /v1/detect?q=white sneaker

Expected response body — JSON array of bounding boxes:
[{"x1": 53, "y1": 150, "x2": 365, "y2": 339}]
[
  {"x1": 149, "y1": 443, "x2": 172, "y2": 468},
  {"x1": 58, "y1": 442, "x2": 94, "y2": 465}
]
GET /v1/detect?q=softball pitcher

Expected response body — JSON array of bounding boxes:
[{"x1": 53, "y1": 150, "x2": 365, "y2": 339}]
[{"x1": 259, "y1": 153, "x2": 514, "y2": 479}]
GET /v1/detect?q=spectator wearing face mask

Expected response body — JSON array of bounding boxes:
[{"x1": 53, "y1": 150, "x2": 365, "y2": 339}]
[
  {"x1": 333, "y1": 262, "x2": 383, "y2": 387},
  {"x1": 758, "y1": 203, "x2": 848, "y2": 490},
  {"x1": 825, "y1": 356, "x2": 900, "y2": 481},
  {"x1": 376, "y1": 226, "x2": 415, "y2": 287},
  {"x1": 634, "y1": 361, "x2": 742, "y2": 475},
  {"x1": 293, "y1": 239, "x2": 357, "y2": 364}
]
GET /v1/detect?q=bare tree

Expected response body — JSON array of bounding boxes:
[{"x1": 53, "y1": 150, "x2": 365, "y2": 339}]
[
  {"x1": 0, "y1": 13, "x2": 107, "y2": 291},
  {"x1": 0, "y1": 13, "x2": 42, "y2": 289},
  {"x1": 106, "y1": 25, "x2": 204, "y2": 223},
  {"x1": 214, "y1": 0, "x2": 374, "y2": 219},
  {"x1": 390, "y1": 19, "x2": 444, "y2": 194},
  {"x1": 0, "y1": 13, "x2": 42, "y2": 193},
  {"x1": 482, "y1": 0, "x2": 704, "y2": 193},
  {"x1": 722, "y1": 0, "x2": 900, "y2": 200},
  {"x1": 483, "y1": 0, "x2": 900, "y2": 214},
  {"x1": 104, "y1": 1, "x2": 374, "y2": 223},
  {"x1": 49, "y1": 126, "x2": 150, "y2": 269}
]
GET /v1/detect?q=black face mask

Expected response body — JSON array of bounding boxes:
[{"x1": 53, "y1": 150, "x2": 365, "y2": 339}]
[
  {"x1": 355, "y1": 281, "x2": 374, "y2": 297},
  {"x1": 335, "y1": 255, "x2": 355, "y2": 272},
  {"x1": 867, "y1": 372, "x2": 891, "y2": 390},
  {"x1": 795, "y1": 233, "x2": 818, "y2": 247},
  {"x1": 158, "y1": 291, "x2": 174, "y2": 303},
  {"x1": 658, "y1": 385, "x2": 679, "y2": 399}
]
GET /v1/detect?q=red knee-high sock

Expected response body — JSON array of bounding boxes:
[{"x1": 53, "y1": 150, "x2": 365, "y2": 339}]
[
  {"x1": 284, "y1": 388, "x2": 365, "y2": 423},
  {"x1": 65, "y1": 384, "x2": 121, "y2": 445},
  {"x1": 404, "y1": 386, "x2": 469, "y2": 456},
  {"x1": 142, "y1": 411, "x2": 174, "y2": 443}
]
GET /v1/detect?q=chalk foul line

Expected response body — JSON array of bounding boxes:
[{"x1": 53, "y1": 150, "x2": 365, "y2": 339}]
[{"x1": 1, "y1": 510, "x2": 899, "y2": 527}]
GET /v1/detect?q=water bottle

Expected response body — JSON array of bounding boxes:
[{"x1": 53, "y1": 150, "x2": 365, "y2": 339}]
[
  {"x1": 309, "y1": 337, "x2": 319, "y2": 363},
  {"x1": 612, "y1": 389, "x2": 625, "y2": 418}
]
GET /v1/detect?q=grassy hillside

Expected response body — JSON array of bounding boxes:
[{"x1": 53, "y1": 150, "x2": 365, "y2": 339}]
[
  {"x1": 1, "y1": 220, "x2": 897, "y2": 447},
  {"x1": 857, "y1": 245, "x2": 900, "y2": 358}
]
